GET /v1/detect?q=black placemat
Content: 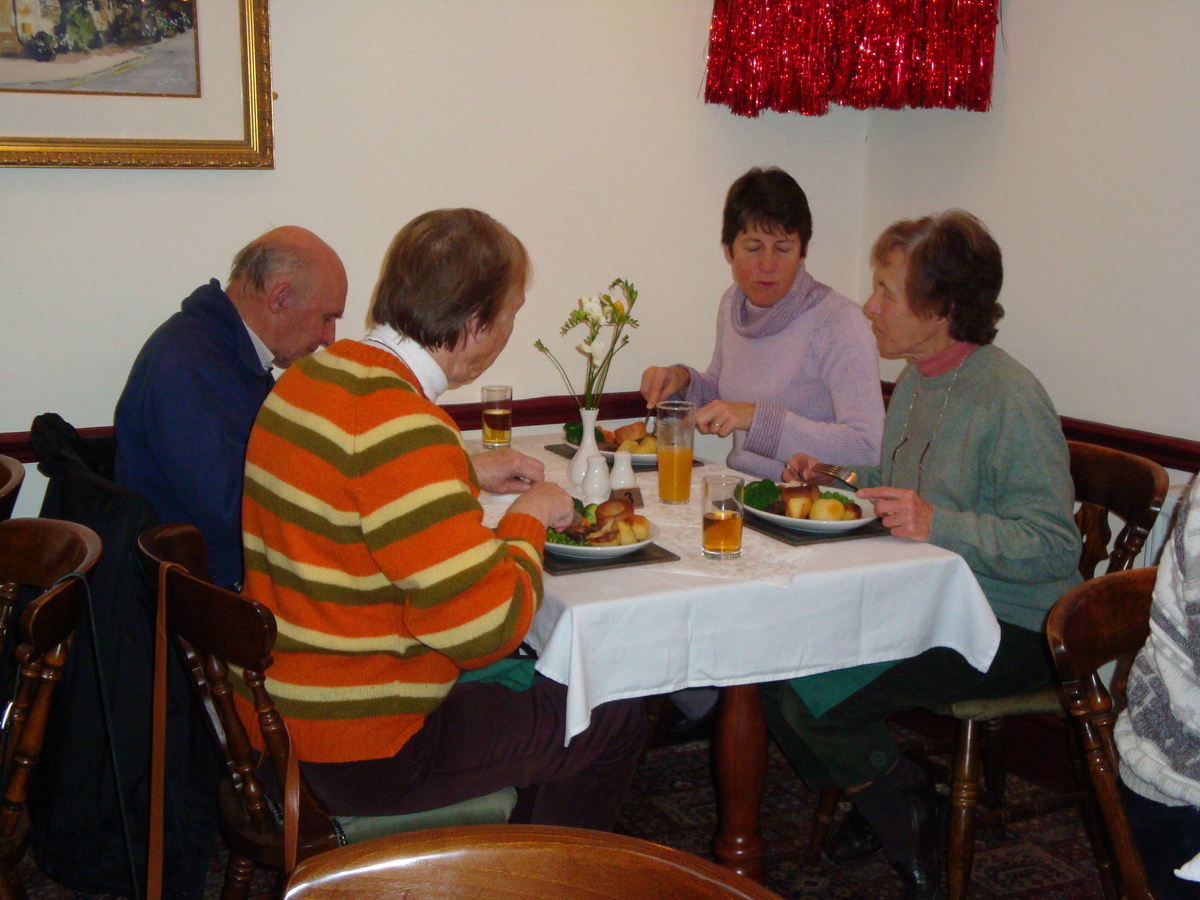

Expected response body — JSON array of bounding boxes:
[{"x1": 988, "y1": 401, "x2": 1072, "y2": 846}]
[
  {"x1": 544, "y1": 443, "x2": 703, "y2": 470},
  {"x1": 744, "y1": 515, "x2": 889, "y2": 547},
  {"x1": 543, "y1": 542, "x2": 680, "y2": 576}
]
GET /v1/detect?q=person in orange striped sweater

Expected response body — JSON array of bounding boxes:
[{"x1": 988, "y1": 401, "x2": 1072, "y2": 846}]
[{"x1": 239, "y1": 208, "x2": 646, "y2": 829}]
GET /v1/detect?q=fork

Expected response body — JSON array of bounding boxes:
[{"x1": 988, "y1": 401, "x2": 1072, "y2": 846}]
[{"x1": 810, "y1": 463, "x2": 860, "y2": 491}]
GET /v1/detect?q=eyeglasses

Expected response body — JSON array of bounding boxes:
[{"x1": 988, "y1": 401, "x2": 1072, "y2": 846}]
[
  {"x1": 888, "y1": 436, "x2": 933, "y2": 496},
  {"x1": 887, "y1": 360, "x2": 967, "y2": 498}
]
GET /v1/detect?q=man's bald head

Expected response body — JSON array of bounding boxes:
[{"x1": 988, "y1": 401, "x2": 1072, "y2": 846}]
[{"x1": 228, "y1": 226, "x2": 348, "y2": 368}]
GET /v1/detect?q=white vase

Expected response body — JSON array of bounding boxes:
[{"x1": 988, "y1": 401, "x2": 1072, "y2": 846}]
[
  {"x1": 581, "y1": 456, "x2": 611, "y2": 505},
  {"x1": 569, "y1": 407, "x2": 601, "y2": 487}
]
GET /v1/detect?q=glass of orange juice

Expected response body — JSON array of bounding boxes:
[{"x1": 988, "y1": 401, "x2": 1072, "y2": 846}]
[
  {"x1": 701, "y1": 475, "x2": 744, "y2": 559},
  {"x1": 655, "y1": 400, "x2": 695, "y2": 504}
]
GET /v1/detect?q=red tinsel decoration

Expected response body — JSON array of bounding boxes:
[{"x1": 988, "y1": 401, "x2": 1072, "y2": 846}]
[{"x1": 705, "y1": 0, "x2": 998, "y2": 117}]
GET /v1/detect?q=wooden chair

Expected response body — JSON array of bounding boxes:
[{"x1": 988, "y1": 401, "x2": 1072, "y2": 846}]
[
  {"x1": 0, "y1": 518, "x2": 101, "y2": 658},
  {"x1": 138, "y1": 524, "x2": 518, "y2": 900},
  {"x1": 0, "y1": 518, "x2": 100, "y2": 900},
  {"x1": 0, "y1": 457, "x2": 23, "y2": 522},
  {"x1": 807, "y1": 441, "x2": 1169, "y2": 900},
  {"x1": 1046, "y1": 566, "x2": 1157, "y2": 900},
  {"x1": 282, "y1": 825, "x2": 787, "y2": 900}
]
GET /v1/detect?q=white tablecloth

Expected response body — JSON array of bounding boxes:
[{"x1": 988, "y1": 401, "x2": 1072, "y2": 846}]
[{"x1": 477, "y1": 435, "x2": 999, "y2": 743}]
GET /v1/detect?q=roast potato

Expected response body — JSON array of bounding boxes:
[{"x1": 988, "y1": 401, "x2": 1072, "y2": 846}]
[
  {"x1": 785, "y1": 496, "x2": 813, "y2": 519},
  {"x1": 809, "y1": 498, "x2": 847, "y2": 521},
  {"x1": 635, "y1": 435, "x2": 658, "y2": 454}
]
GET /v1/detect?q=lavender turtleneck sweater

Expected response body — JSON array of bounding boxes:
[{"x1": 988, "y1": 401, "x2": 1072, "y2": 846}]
[{"x1": 678, "y1": 267, "x2": 884, "y2": 480}]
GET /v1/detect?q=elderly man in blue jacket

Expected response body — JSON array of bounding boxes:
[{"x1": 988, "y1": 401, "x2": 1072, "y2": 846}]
[{"x1": 114, "y1": 226, "x2": 347, "y2": 588}]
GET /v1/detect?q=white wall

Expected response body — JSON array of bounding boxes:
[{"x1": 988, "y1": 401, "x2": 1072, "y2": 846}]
[
  {"x1": 1, "y1": 0, "x2": 867, "y2": 436},
  {"x1": 5, "y1": 1, "x2": 1199, "y2": 519},
  {"x1": 860, "y1": 0, "x2": 1200, "y2": 440}
]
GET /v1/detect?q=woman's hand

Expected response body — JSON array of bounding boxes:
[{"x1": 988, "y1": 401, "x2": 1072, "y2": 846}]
[
  {"x1": 640, "y1": 365, "x2": 690, "y2": 409},
  {"x1": 471, "y1": 448, "x2": 544, "y2": 494},
  {"x1": 509, "y1": 481, "x2": 576, "y2": 531},
  {"x1": 781, "y1": 453, "x2": 821, "y2": 483},
  {"x1": 857, "y1": 486, "x2": 932, "y2": 542},
  {"x1": 696, "y1": 400, "x2": 755, "y2": 437}
]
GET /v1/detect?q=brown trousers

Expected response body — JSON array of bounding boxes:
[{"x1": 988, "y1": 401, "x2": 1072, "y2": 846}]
[{"x1": 301, "y1": 677, "x2": 647, "y2": 831}]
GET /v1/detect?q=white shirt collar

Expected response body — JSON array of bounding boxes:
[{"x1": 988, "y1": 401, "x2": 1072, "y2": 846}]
[
  {"x1": 243, "y1": 321, "x2": 275, "y2": 372},
  {"x1": 361, "y1": 322, "x2": 449, "y2": 401}
]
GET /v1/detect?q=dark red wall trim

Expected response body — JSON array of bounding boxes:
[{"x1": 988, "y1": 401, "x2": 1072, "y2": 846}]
[{"x1": 6, "y1": 386, "x2": 1200, "y2": 474}]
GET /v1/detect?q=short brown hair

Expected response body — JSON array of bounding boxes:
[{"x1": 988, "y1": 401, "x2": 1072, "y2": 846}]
[
  {"x1": 870, "y1": 210, "x2": 1004, "y2": 346},
  {"x1": 370, "y1": 209, "x2": 530, "y2": 350},
  {"x1": 721, "y1": 167, "x2": 813, "y2": 253}
]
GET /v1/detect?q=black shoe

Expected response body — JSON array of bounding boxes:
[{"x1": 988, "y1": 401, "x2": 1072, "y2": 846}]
[
  {"x1": 824, "y1": 807, "x2": 884, "y2": 864},
  {"x1": 890, "y1": 781, "x2": 943, "y2": 900}
]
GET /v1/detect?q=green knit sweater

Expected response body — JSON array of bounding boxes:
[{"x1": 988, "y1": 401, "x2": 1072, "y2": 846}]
[{"x1": 850, "y1": 345, "x2": 1081, "y2": 631}]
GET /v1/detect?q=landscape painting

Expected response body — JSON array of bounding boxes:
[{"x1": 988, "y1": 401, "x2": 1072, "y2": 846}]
[
  {"x1": 0, "y1": 0, "x2": 198, "y2": 97},
  {"x1": 0, "y1": 0, "x2": 270, "y2": 169}
]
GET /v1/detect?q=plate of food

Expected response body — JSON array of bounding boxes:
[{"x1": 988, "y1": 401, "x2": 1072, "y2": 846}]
[
  {"x1": 544, "y1": 498, "x2": 660, "y2": 559},
  {"x1": 563, "y1": 420, "x2": 658, "y2": 465},
  {"x1": 743, "y1": 480, "x2": 876, "y2": 533}
]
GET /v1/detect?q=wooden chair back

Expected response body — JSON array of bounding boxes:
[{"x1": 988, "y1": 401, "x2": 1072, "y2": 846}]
[
  {"x1": 0, "y1": 517, "x2": 101, "y2": 652},
  {"x1": 0, "y1": 518, "x2": 98, "y2": 891},
  {"x1": 0, "y1": 456, "x2": 23, "y2": 522},
  {"x1": 283, "y1": 825, "x2": 787, "y2": 900},
  {"x1": 1069, "y1": 441, "x2": 1169, "y2": 579},
  {"x1": 138, "y1": 525, "x2": 341, "y2": 899},
  {"x1": 1046, "y1": 566, "x2": 1158, "y2": 900}
]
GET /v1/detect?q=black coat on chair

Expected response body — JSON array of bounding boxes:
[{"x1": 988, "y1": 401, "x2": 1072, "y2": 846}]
[{"x1": 27, "y1": 413, "x2": 220, "y2": 900}]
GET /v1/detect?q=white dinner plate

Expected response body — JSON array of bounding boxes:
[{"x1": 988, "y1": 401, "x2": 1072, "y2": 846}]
[
  {"x1": 564, "y1": 438, "x2": 656, "y2": 466},
  {"x1": 744, "y1": 487, "x2": 877, "y2": 533},
  {"x1": 544, "y1": 524, "x2": 660, "y2": 559}
]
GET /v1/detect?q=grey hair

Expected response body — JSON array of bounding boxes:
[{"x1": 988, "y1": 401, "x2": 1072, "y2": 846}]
[{"x1": 229, "y1": 234, "x2": 314, "y2": 294}]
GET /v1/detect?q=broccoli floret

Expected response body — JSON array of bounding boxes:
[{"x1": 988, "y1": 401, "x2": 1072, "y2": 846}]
[
  {"x1": 744, "y1": 479, "x2": 782, "y2": 511},
  {"x1": 563, "y1": 421, "x2": 607, "y2": 446}
]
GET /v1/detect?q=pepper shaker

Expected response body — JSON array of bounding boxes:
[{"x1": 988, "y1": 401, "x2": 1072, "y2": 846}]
[
  {"x1": 609, "y1": 450, "x2": 636, "y2": 489},
  {"x1": 581, "y1": 455, "x2": 612, "y2": 505}
]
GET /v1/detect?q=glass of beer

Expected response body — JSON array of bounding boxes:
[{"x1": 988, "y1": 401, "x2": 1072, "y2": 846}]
[
  {"x1": 655, "y1": 400, "x2": 695, "y2": 504},
  {"x1": 701, "y1": 474, "x2": 744, "y2": 559},
  {"x1": 481, "y1": 385, "x2": 512, "y2": 448}
]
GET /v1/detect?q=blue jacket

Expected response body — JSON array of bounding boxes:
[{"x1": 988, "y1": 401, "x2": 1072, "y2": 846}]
[{"x1": 115, "y1": 280, "x2": 273, "y2": 588}]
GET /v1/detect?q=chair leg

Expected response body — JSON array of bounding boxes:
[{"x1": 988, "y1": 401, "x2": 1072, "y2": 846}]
[
  {"x1": 807, "y1": 786, "x2": 841, "y2": 866},
  {"x1": 1066, "y1": 725, "x2": 1120, "y2": 900},
  {"x1": 221, "y1": 851, "x2": 257, "y2": 900},
  {"x1": 948, "y1": 718, "x2": 982, "y2": 900},
  {"x1": 981, "y1": 717, "x2": 1007, "y2": 819}
]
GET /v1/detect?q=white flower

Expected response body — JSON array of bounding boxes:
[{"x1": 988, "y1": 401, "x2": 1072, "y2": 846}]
[
  {"x1": 589, "y1": 335, "x2": 609, "y2": 363},
  {"x1": 577, "y1": 341, "x2": 591, "y2": 356},
  {"x1": 581, "y1": 295, "x2": 604, "y2": 321}
]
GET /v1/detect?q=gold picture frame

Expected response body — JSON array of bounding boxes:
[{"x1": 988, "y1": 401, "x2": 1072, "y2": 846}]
[{"x1": 0, "y1": 0, "x2": 272, "y2": 169}]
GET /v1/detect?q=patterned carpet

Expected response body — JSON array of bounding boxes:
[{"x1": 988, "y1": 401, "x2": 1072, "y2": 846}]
[
  {"x1": 617, "y1": 738, "x2": 1107, "y2": 900},
  {"x1": 16, "y1": 735, "x2": 1106, "y2": 900}
]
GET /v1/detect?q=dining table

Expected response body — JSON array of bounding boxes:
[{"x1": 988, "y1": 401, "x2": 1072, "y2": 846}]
[{"x1": 474, "y1": 433, "x2": 1000, "y2": 882}]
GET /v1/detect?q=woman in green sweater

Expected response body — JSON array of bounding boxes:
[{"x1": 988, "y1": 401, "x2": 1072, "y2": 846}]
[{"x1": 768, "y1": 210, "x2": 1081, "y2": 900}]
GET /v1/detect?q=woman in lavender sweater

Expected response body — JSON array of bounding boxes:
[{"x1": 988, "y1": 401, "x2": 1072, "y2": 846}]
[{"x1": 641, "y1": 167, "x2": 884, "y2": 479}]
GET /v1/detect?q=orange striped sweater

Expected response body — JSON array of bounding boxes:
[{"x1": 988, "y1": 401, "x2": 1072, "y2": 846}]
[{"x1": 236, "y1": 339, "x2": 545, "y2": 763}]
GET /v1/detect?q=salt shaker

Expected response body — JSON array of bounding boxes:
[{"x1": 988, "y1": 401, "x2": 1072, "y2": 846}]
[
  {"x1": 581, "y1": 455, "x2": 612, "y2": 505},
  {"x1": 609, "y1": 450, "x2": 636, "y2": 489}
]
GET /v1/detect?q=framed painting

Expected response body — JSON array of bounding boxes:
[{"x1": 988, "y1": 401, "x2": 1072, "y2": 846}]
[{"x1": 0, "y1": 0, "x2": 272, "y2": 168}]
